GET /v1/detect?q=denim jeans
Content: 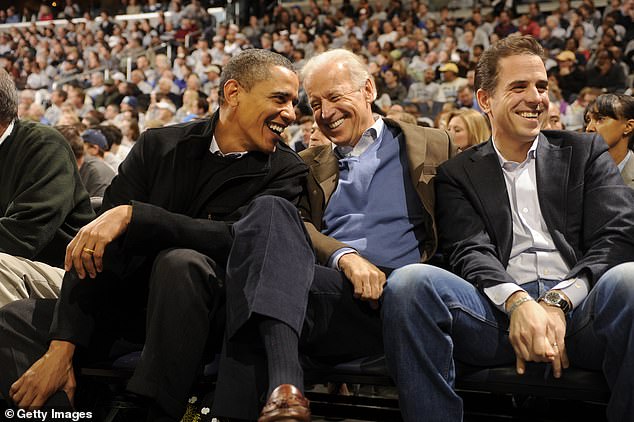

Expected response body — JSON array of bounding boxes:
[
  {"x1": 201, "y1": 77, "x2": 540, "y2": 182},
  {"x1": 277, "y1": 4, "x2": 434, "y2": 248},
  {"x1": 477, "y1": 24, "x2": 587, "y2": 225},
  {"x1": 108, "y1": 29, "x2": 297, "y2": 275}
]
[{"x1": 381, "y1": 263, "x2": 634, "y2": 422}]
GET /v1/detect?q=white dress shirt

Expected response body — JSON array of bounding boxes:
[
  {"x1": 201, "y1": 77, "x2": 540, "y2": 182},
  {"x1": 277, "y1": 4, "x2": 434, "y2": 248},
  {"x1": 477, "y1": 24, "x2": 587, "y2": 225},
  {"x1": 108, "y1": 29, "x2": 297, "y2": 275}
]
[{"x1": 484, "y1": 137, "x2": 589, "y2": 312}]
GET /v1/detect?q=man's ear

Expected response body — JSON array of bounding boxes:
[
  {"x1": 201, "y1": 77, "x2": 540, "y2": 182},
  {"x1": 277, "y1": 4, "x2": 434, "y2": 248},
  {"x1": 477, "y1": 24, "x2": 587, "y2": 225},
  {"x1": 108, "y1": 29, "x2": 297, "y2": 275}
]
[
  {"x1": 364, "y1": 78, "x2": 377, "y2": 103},
  {"x1": 223, "y1": 79, "x2": 240, "y2": 107},
  {"x1": 624, "y1": 119, "x2": 634, "y2": 137},
  {"x1": 476, "y1": 88, "x2": 490, "y2": 113}
]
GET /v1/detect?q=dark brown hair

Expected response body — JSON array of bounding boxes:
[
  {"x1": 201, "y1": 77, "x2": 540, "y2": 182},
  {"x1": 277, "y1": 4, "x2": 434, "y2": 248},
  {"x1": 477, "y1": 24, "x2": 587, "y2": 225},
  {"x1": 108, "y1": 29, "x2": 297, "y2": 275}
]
[{"x1": 475, "y1": 35, "x2": 545, "y2": 95}]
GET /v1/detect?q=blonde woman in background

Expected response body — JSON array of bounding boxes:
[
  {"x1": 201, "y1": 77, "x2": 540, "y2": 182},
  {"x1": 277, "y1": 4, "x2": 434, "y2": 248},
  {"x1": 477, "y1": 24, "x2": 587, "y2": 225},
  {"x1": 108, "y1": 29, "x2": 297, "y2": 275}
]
[{"x1": 445, "y1": 108, "x2": 491, "y2": 152}]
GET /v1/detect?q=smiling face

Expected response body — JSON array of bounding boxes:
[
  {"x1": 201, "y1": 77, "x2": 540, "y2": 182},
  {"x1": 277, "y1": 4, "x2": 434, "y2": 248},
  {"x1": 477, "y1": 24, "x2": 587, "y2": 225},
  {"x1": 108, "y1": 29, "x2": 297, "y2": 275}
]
[
  {"x1": 304, "y1": 62, "x2": 376, "y2": 147},
  {"x1": 228, "y1": 65, "x2": 299, "y2": 153},
  {"x1": 477, "y1": 54, "x2": 548, "y2": 152}
]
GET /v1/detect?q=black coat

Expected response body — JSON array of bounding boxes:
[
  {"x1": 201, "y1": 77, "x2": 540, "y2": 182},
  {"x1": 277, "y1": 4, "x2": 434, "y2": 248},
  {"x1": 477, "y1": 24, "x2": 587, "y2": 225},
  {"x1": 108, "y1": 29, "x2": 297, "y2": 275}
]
[
  {"x1": 50, "y1": 111, "x2": 308, "y2": 347},
  {"x1": 103, "y1": 112, "x2": 308, "y2": 264},
  {"x1": 435, "y1": 131, "x2": 634, "y2": 293}
]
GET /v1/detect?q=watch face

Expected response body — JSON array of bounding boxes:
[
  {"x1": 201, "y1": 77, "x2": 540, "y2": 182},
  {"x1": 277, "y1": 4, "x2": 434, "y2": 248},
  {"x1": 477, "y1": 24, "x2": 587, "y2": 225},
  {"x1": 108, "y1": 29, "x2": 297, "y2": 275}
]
[
  {"x1": 544, "y1": 291, "x2": 570, "y2": 312},
  {"x1": 545, "y1": 291, "x2": 561, "y2": 304}
]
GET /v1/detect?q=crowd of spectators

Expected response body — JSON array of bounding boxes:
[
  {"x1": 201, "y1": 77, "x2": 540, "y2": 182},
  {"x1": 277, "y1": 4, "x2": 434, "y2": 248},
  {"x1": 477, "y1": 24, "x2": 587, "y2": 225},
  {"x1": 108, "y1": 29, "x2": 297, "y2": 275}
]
[{"x1": 1, "y1": 0, "x2": 634, "y2": 164}]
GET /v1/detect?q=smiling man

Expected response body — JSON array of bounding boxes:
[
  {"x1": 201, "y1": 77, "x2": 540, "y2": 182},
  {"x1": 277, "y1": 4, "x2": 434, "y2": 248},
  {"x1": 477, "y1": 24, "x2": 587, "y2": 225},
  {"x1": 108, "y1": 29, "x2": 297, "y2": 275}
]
[
  {"x1": 382, "y1": 36, "x2": 634, "y2": 422},
  {"x1": 209, "y1": 48, "x2": 455, "y2": 421},
  {"x1": 0, "y1": 49, "x2": 307, "y2": 422}
]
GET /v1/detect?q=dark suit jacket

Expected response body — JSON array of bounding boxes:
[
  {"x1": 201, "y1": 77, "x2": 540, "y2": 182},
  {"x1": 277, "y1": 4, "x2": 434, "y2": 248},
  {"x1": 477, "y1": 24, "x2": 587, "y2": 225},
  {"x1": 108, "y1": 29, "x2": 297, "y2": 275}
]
[
  {"x1": 435, "y1": 131, "x2": 634, "y2": 292},
  {"x1": 299, "y1": 118, "x2": 456, "y2": 265},
  {"x1": 50, "y1": 111, "x2": 308, "y2": 346}
]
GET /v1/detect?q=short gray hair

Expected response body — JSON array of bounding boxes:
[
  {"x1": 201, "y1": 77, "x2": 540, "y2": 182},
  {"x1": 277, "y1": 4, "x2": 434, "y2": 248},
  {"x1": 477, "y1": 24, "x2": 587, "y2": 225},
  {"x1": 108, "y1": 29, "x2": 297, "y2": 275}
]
[
  {"x1": 0, "y1": 69, "x2": 18, "y2": 126},
  {"x1": 301, "y1": 49, "x2": 376, "y2": 100}
]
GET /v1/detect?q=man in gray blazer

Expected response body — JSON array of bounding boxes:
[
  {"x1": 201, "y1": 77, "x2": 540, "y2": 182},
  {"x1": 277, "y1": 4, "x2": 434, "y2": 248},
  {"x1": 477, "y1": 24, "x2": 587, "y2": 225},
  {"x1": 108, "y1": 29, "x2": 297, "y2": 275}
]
[{"x1": 382, "y1": 36, "x2": 634, "y2": 422}]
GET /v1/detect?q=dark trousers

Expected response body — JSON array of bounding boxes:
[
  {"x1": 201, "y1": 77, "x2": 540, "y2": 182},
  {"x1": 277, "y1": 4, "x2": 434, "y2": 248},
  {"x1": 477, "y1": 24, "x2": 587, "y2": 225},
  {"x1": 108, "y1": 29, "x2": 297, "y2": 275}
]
[
  {"x1": 212, "y1": 196, "x2": 384, "y2": 420},
  {"x1": 0, "y1": 248, "x2": 226, "y2": 420}
]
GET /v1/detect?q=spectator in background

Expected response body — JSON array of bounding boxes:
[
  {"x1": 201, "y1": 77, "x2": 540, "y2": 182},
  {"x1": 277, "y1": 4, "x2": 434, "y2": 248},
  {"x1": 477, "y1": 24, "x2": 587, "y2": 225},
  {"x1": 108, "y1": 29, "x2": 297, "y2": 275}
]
[
  {"x1": 553, "y1": 50, "x2": 587, "y2": 103},
  {"x1": 585, "y1": 93, "x2": 634, "y2": 187},
  {"x1": 405, "y1": 67, "x2": 440, "y2": 117},
  {"x1": 99, "y1": 123, "x2": 127, "y2": 173},
  {"x1": 562, "y1": 86, "x2": 602, "y2": 131},
  {"x1": 94, "y1": 79, "x2": 124, "y2": 110},
  {"x1": 456, "y1": 85, "x2": 481, "y2": 111},
  {"x1": 445, "y1": 108, "x2": 490, "y2": 152},
  {"x1": 378, "y1": 68, "x2": 407, "y2": 104},
  {"x1": 519, "y1": 13, "x2": 540, "y2": 38},
  {"x1": 308, "y1": 121, "x2": 331, "y2": 148},
  {"x1": 435, "y1": 62, "x2": 467, "y2": 104},
  {"x1": 58, "y1": 125, "x2": 115, "y2": 198},
  {"x1": 290, "y1": 115, "x2": 313, "y2": 153},
  {"x1": 586, "y1": 49, "x2": 627, "y2": 93},
  {"x1": 542, "y1": 102, "x2": 565, "y2": 130},
  {"x1": 493, "y1": 9, "x2": 518, "y2": 39},
  {"x1": 85, "y1": 72, "x2": 106, "y2": 100},
  {"x1": 44, "y1": 89, "x2": 67, "y2": 127}
]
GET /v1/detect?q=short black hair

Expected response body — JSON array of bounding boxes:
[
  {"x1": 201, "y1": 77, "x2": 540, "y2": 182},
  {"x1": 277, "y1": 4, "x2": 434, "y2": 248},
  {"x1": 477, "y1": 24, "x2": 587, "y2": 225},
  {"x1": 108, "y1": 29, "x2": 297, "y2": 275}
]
[{"x1": 218, "y1": 49, "x2": 294, "y2": 104}]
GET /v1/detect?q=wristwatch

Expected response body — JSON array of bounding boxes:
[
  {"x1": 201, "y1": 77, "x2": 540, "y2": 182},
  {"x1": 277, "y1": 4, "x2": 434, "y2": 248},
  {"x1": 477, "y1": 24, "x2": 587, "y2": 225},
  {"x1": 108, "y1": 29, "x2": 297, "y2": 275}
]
[{"x1": 538, "y1": 290, "x2": 572, "y2": 314}]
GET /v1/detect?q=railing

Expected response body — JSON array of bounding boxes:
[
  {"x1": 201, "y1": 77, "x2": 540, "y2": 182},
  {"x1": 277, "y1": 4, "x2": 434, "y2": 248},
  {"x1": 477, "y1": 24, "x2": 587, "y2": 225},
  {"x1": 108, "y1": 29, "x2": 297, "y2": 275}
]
[
  {"x1": 51, "y1": 42, "x2": 172, "y2": 90},
  {"x1": 0, "y1": 8, "x2": 226, "y2": 32}
]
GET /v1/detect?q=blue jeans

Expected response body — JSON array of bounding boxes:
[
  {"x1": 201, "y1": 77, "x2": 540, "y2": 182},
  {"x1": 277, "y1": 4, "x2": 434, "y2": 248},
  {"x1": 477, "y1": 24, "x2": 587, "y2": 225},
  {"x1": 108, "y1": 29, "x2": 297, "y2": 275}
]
[{"x1": 381, "y1": 263, "x2": 634, "y2": 422}]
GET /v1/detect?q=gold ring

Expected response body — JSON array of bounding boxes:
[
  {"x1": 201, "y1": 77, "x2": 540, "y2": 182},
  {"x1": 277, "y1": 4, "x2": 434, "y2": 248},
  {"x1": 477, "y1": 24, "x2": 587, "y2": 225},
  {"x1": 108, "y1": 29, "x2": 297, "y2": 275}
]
[
  {"x1": 83, "y1": 247, "x2": 95, "y2": 255},
  {"x1": 552, "y1": 343, "x2": 558, "y2": 348}
]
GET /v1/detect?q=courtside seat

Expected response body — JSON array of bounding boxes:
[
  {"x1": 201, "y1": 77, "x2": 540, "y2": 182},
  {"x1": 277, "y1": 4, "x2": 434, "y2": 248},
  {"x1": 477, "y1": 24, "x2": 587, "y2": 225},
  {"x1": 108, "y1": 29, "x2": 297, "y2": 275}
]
[{"x1": 80, "y1": 352, "x2": 609, "y2": 421}]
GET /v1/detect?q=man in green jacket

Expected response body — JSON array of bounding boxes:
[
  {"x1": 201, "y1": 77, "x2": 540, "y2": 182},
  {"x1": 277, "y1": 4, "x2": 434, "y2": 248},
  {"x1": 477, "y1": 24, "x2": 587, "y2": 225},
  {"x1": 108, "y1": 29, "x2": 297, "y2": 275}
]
[{"x1": 0, "y1": 69, "x2": 94, "y2": 307}]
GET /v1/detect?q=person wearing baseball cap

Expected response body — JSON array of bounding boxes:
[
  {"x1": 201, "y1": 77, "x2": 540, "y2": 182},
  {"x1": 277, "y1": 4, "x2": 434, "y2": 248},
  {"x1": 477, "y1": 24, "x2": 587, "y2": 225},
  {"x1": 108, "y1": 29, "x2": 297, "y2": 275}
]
[
  {"x1": 553, "y1": 50, "x2": 587, "y2": 103},
  {"x1": 81, "y1": 128, "x2": 109, "y2": 158},
  {"x1": 435, "y1": 62, "x2": 467, "y2": 103}
]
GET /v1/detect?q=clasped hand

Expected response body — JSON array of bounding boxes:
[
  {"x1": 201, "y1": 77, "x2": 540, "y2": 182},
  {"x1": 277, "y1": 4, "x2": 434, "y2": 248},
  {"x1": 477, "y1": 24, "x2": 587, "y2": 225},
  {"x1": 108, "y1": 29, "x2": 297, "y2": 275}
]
[
  {"x1": 338, "y1": 253, "x2": 386, "y2": 309},
  {"x1": 508, "y1": 296, "x2": 569, "y2": 378},
  {"x1": 64, "y1": 205, "x2": 133, "y2": 279}
]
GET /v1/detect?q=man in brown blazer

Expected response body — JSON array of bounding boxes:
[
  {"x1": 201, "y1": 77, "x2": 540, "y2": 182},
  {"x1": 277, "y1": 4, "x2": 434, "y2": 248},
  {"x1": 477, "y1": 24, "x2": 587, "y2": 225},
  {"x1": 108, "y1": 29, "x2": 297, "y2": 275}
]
[{"x1": 213, "y1": 48, "x2": 455, "y2": 421}]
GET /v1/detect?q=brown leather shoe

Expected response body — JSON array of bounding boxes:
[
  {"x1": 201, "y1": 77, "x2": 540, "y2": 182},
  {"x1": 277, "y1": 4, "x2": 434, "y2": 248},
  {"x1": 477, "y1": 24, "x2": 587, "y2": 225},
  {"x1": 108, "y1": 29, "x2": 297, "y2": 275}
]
[{"x1": 258, "y1": 384, "x2": 311, "y2": 422}]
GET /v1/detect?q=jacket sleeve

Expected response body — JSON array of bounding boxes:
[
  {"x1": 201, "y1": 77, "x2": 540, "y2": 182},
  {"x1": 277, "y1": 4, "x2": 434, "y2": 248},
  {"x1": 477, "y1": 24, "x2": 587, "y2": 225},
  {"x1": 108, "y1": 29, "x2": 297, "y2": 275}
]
[
  {"x1": 435, "y1": 162, "x2": 517, "y2": 291},
  {"x1": 118, "y1": 140, "x2": 308, "y2": 263},
  {"x1": 568, "y1": 137, "x2": 634, "y2": 283},
  {"x1": 0, "y1": 140, "x2": 89, "y2": 259}
]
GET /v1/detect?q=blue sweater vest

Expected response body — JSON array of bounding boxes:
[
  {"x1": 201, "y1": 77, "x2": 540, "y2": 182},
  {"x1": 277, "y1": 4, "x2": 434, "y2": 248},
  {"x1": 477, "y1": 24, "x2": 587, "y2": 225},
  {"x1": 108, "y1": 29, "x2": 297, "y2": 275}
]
[{"x1": 322, "y1": 125, "x2": 426, "y2": 269}]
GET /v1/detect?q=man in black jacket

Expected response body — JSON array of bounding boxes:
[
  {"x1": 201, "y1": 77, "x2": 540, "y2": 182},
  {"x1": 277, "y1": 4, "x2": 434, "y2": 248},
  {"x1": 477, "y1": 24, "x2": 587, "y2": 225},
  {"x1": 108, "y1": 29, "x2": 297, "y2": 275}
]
[
  {"x1": 0, "y1": 49, "x2": 307, "y2": 421},
  {"x1": 0, "y1": 69, "x2": 94, "y2": 307},
  {"x1": 382, "y1": 36, "x2": 634, "y2": 422}
]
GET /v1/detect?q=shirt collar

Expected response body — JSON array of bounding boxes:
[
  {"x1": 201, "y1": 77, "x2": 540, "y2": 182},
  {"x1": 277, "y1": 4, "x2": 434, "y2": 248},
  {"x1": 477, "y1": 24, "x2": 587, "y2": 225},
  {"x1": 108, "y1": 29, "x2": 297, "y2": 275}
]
[
  {"x1": 335, "y1": 117, "x2": 385, "y2": 158},
  {"x1": 0, "y1": 120, "x2": 15, "y2": 147},
  {"x1": 492, "y1": 135, "x2": 539, "y2": 170},
  {"x1": 618, "y1": 149, "x2": 633, "y2": 173},
  {"x1": 209, "y1": 135, "x2": 249, "y2": 159}
]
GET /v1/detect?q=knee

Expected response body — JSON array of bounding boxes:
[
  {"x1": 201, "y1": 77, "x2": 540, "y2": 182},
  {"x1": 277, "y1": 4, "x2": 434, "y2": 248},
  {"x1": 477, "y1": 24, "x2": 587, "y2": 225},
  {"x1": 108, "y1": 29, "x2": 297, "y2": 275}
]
[
  {"x1": 235, "y1": 195, "x2": 301, "y2": 233},
  {"x1": 383, "y1": 264, "x2": 443, "y2": 308},
  {"x1": 250, "y1": 195, "x2": 295, "y2": 214},
  {"x1": 151, "y1": 249, "x2": 216, "y2": 291},
  {"x1": 599, "y1": 262, "x2": 634, "y2": 306}
]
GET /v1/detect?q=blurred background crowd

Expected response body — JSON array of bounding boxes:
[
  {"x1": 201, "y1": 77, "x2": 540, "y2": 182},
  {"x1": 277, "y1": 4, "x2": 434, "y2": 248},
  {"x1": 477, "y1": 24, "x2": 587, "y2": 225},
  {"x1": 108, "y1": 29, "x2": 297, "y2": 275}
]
[{"x1": 1, "y1": 0, "x2": 633, "y2": 165}]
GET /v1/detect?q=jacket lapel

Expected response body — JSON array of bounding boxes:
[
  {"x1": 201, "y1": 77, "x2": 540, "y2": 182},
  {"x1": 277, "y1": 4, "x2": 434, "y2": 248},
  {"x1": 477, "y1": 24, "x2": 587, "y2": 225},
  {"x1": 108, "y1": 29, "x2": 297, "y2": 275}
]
[
  {"x1": 465, "y1": 141, "x2": 513, "y2": 261},
  {"x1": 308, "y1": 145, "x2": 339, "y2": 205},
  {"x1": 535, "y1": 132, "x2": 570, "y2": 238}
]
